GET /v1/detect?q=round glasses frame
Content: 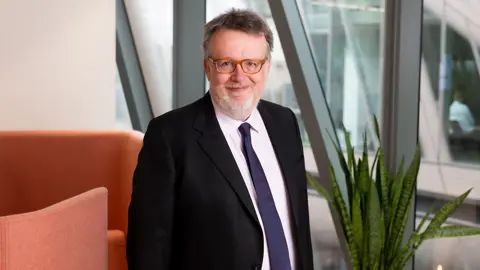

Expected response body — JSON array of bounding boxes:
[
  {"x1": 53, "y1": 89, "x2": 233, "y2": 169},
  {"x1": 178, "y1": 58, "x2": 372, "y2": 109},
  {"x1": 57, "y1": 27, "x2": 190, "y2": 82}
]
[{"x1": 208, "y1": 58, "x2": 267, "y2": 74}]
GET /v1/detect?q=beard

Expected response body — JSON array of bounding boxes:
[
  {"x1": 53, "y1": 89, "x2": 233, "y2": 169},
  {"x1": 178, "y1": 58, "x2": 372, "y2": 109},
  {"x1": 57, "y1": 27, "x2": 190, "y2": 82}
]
[{"x1": 211, "y1": 86, "x2": 260, "y2": 121}]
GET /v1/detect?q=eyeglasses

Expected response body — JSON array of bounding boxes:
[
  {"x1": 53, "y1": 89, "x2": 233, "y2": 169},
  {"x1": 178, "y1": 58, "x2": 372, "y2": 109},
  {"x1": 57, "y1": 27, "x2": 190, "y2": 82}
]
[{"x1": 209, "y1": 58, "x2": 267, "y2": 74}]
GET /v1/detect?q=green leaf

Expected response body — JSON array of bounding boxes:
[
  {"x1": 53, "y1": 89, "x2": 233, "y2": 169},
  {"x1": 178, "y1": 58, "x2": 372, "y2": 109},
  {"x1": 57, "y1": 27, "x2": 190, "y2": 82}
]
[
  {"x1": 375, "y1": 151, "x2": 383, "y2": 218},
  {"x1": 373, "y1": 115, "x2": 381, "y2": 142},
  {"x1": 351, "y1": 190, "x2": 363, "y2": 257},
  {"x1": 366, "y1": 178, "x2": 382, "y2": 268},
  {"x1": 386, "y1": 158, "x2": 404, "y2": 255},
  {"x1": 362, "y1": 229, "x2": 369, "y2": 270},
  {"x1": 422, "y1": 225, "x2": 480, "y2": 239},
  {"x1": 391, "y1": 195, "x2": 415, "y2": 263},
  {"x1": 416, "y1": 202, "x2": 437, "y2": 234},
  {"x1": 335, "y1": 147, "x2": 353, "y2": 212},
  {"x1": 389, "y1": 233, "x2": 421, "y2": 269},
  {"x1": 393, "y1": 194, "x2": 475, "y2": 269},
  {"x1": 397, "y1": 247, "x2": 418, "y2": 270},
  {"x1": 343, "y1": 126, "x2": 355, "y2": 173},
  {"x1": 389, "y1": 158, "x2": 405, "y2": 206},
  {"x1": 388, "y1": 145, "x2": 421, "y2": 261},
  {"x1": 329, "y1": 166, "x2": 360, "y2": 269},
  {"x1": 353, "y1": 157, "x2": 364, "y2": 213},
  {"x1": 326, "y1": 130, "x2": 353, "y2": 212},
  {"x1": 372, "y1": 148, "x2": 380, "y2": 179},
  {"x1": 396, "y1": 199, "x2": 451, "y2": 268},
  {"x1": 379, "y1": 212, "x2": 386, "y2": 268},
  {"x1": 358, "y1": 156, "x2": 370, "y2": 196},
  {"x1": 390, "y1": 204, "x2": 432, "y2": 268},
  {"x1": 378, "y1": 148, "x2": 390, "y2": 215},
  {"x1": 306, "y1": 172, "x2": 333, "y2": 204},
  {"x1": 423, "y1": 188, "x2": 472, "y2": 236},
  {"x1": 358, "y1": 158, "x2": 369, "y2": 228},
  {"x1": 355, "y1": 158, "x2": 361, "y2": 188},
  {"x1": 307, "y1": 114, "x2": 480, "y2": 270}
]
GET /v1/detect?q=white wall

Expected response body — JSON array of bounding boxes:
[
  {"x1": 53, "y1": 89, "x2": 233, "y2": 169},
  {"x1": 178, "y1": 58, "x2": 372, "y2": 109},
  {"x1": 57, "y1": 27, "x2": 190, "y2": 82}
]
[{"x1": 0, "y1": 0, "x2": 115, "y2": 130}]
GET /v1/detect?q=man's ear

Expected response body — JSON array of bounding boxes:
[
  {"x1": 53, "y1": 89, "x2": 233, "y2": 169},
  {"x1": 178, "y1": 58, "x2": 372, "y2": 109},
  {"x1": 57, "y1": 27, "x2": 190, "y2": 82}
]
[
  {"x1": 204, "y1": 58, "x2": 211, "y2": 82},
  {"x1": 203, "y1": 58, "x2": 209, "y2": 73}
]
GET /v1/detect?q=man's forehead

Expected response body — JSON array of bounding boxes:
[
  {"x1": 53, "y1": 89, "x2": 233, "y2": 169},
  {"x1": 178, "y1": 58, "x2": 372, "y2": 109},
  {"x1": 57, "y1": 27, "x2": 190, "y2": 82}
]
[{"x1": 209, "y1": 38, "x2": 268, "y2": 58}]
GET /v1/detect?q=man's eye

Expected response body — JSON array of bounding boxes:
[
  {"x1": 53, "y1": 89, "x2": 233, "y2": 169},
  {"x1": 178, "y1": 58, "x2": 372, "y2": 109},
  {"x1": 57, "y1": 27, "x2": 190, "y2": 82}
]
[{"x1": 219, "y1": 61, "x2": 233, "y2": 67}]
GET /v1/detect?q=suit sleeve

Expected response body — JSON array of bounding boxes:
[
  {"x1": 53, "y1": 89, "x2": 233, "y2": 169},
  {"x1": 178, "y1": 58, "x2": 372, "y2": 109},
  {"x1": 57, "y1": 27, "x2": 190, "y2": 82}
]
[{"x1": 126, "y1": 119, "x2": 176, "y2": 270}]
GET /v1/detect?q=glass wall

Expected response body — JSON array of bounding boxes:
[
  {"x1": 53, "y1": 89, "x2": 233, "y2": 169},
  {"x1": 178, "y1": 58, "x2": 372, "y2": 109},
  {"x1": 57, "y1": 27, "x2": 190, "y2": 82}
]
[
  {"x1": 300, "y1": 0, "x2": 384, "y2": 154},
  {"x1": 299, "y1": 1, "x2": 385, "y2": 268},
  {"x1": 415, "y1": 2, "x2": 480, "y2": 269},
  {"x1": 125, "y1": 0, "x2": 173, "y2": 117}
]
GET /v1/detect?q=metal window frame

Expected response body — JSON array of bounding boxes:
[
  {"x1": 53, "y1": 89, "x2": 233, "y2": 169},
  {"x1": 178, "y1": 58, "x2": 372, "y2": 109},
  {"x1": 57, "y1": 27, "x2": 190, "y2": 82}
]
[
  {"x1": 268, "y1": 0, "x2": 351, "y2": 268},
  {"x1": 172, "y1": 0, "x2": 206, "y2": 109},
  {"x1": 116, "y1": 0, "x2": 154, "y2": 132},
  {"x1": 270, "y1": 0, "x2": 423, "y2": 269},
  {"x1": 381, "y1": 0, "x2": 423, "y2": 270}
]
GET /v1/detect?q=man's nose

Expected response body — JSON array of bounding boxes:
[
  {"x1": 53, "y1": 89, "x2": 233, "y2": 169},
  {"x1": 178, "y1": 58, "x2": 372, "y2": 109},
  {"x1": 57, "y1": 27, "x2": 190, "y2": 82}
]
[{"x1": 230, "y1": 64, "x2": 246, "y2": 81}]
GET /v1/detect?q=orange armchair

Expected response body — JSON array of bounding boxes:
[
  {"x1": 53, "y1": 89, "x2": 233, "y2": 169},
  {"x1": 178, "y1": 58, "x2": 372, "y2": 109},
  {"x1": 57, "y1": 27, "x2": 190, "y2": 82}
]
[
  {"x1": 0, "y1": 187, "x2": 108, "y2": 270},
  {"x1": 0, "y1": 130, "x2": 144, "y2": 270}
]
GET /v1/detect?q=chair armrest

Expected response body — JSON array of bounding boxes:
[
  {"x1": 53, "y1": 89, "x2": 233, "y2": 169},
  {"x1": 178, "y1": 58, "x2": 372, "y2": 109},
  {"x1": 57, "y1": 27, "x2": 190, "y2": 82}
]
[{"x1": 108, "y1": 230, "x2": 127, "y2": 270}]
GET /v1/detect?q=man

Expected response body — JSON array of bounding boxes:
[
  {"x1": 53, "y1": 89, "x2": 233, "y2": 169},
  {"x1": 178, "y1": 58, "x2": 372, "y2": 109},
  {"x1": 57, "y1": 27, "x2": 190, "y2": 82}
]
[
  {"x1": 126, "y1": 8, "x2": 314, "y2": 270},
  {"x1": 449, "y1": 91, "x2": 476, "y2": 134}
]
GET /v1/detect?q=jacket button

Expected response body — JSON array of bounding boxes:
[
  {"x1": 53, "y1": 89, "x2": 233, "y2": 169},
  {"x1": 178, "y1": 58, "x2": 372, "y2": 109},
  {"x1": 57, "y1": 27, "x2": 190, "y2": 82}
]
[{"x1": 252, "y1": 264, "x2": 261, "y2": 270}]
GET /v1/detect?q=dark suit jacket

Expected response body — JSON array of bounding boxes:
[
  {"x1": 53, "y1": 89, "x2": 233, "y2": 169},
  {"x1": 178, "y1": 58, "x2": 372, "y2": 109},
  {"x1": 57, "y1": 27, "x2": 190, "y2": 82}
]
[{"x1": 126, "y1": 92, "x2": 314, "y2": 270}]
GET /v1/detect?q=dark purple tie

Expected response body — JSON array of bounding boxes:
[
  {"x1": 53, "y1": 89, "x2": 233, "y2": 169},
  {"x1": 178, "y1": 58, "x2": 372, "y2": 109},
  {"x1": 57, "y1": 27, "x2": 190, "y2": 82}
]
[{"x1": 238, "y1": 122, "x2": 292, "y2": 270}]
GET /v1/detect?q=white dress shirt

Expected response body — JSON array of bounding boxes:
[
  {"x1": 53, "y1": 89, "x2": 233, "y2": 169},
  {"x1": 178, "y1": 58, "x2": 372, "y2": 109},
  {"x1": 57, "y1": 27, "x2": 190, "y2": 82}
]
[
  {"x1": 212, "y1": 103, "x2": 296, "y2": 270},
  {"x1": 449, "y1": 100, "x2": 475, "y2": 133}
]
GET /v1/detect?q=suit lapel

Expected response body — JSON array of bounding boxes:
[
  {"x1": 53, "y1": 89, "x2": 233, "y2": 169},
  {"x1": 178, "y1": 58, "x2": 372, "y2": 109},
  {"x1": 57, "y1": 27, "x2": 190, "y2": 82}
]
[
  {"x1": 258, "y1": 102, "x2": 301, "y2": 230},
  {"x1": 194, "y1": 93, "x2": 260, "y2": 226}
]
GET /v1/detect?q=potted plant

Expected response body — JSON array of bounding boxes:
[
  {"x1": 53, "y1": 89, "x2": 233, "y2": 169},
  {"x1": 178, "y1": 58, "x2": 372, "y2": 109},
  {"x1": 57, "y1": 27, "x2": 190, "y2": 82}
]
[{"x1": 307, "y1": 116, "x2": 480, "y2": 270}]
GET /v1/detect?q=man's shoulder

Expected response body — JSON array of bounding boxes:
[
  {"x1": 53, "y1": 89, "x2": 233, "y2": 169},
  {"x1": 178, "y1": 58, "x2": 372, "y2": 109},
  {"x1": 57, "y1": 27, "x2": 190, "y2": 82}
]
[
  {"x1": 258, "y1": 99, "x2": 295, "y2": 119},
  {"x1": 148, "y1": 96, "x2": 204, "y2": 131}
]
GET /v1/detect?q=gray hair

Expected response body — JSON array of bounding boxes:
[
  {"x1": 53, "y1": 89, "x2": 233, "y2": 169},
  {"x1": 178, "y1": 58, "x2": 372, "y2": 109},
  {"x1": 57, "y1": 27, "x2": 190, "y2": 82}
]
[{"x1": 203, "y1": 8, "x2": 274, "y2": 59}]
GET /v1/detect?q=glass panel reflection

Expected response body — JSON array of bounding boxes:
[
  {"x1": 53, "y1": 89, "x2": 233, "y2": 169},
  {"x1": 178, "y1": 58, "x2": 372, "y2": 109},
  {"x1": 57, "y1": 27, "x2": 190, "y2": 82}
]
[
  {"x1": 115, "y1": 68, "x2": 132, "y2": 129},
  {"x1": 124, "y1": 0, "x2": 173, "y2": 116},
  {"x1": 416, "y1": 3, "x2": 480, "y2": 269},
  {"x1": 301, "y1": 0, "x2": 383, "y2": 154},
  {"x1": 300, "y1": 1, "x2": 385, "y2": 269}
]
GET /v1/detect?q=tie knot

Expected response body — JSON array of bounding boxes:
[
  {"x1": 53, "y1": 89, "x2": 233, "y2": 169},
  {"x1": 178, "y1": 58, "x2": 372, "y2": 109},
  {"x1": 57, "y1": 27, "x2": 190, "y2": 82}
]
[{"x1": 238, "y1": 122, "x2": 251, "y2": 138}]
